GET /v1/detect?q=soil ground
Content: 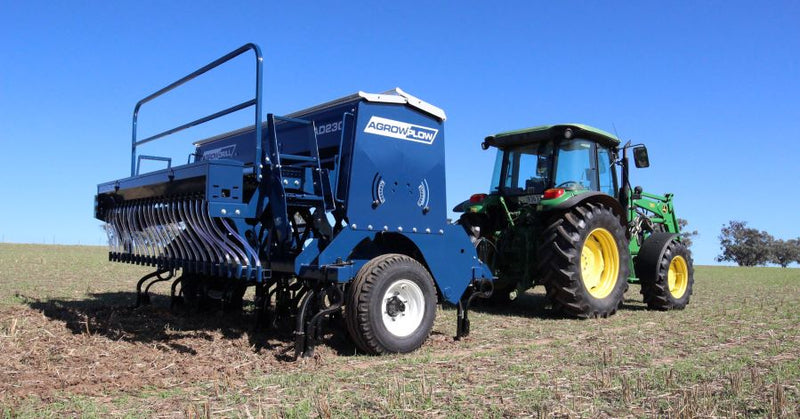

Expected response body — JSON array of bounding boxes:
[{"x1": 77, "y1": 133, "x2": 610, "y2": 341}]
[{"x1": 1, "y1": 243, "x2": 798, "y2": 417}]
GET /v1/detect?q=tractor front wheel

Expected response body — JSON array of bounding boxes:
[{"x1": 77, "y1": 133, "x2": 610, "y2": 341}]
[
  {"x1": 636, "y1": 233, "x2": 694, "y2": 310},
  {"x1": 538, "y1": 203, "x2": 630, "y2": 318},
  {"x1": 345, "y1": 254, "x2": 437, "y2": 355}
]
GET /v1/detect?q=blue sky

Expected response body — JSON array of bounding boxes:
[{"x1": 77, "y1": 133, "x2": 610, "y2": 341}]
[{"x1": 1, "y1": 1, "x2": 798, "y2": 266}]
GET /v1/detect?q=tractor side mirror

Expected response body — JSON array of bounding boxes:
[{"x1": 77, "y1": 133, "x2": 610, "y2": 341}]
[{"x1": 633, "y1": 146, "x2": 650, "y2": 168}]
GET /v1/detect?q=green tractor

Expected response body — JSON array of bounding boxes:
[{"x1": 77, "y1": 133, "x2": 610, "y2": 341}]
[{"x1": 456, "y1": 124, "x2": 693, "y2": 318}]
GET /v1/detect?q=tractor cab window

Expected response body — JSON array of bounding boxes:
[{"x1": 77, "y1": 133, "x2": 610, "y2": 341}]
[
  {"x1": 491, "y1": 141, "x2": 554, "y2": 195},
  {"x1": 554, "y1": 139, "x2": 597, "y2": 191},
  {"x1": 597, "y1": 145, "x2": 617, "y2": 196}
]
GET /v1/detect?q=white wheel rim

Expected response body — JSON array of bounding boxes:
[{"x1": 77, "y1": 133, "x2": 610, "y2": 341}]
[{"x1": 381, "y1": 279, "x2": 425, "y2": 337}]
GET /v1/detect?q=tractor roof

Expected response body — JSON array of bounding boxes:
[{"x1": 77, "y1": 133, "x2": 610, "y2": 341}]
[{"x1": 484, "y1": 124, "x2": 620, "y2": 148}]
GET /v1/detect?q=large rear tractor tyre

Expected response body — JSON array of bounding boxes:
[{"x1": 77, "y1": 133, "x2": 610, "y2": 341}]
[
  {"x1": 345, "y1": 254, "x2": 437, "y2": 355},
  {"x1": 538, "y1": 203, "x2": 630, "y2": 318},
  {"x1": 636, "y1": 233, "x2": 694, "y2": 310}
]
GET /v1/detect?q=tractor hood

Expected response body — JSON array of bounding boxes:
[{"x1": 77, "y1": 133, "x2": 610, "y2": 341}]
[{"x1": 484, "y1": 124, "x2": 620, "y2": 149}]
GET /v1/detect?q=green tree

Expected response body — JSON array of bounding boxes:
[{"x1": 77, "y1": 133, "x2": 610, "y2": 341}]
[
  {"x1": 678, "y1": 218, "x2": 698, "y2": 248},
  {"x1": 770, "y1": 239, "x2": 800, "y2": 268},
  {"x1": 716, "y1": 221, "x2": 773, "y2": 266}
]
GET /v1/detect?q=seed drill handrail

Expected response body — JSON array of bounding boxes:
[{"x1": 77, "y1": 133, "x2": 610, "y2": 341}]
[{"x1": 130, "y1": 43, "x2": 264, "y2": 177}]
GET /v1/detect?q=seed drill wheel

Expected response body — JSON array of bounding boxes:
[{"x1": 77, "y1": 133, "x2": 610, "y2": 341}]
[
  {"x1": 636, "y1": 232, "x2": 694, "y2": 310},
  {"x1": 538, "y1": 203, "x2": 630, "y2": 318},
  {"x1": 345, "y1": 254, "x2": 437, "y2": 354}
]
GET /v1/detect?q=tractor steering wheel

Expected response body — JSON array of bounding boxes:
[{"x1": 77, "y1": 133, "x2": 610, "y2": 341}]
[{"x1": 556, "y1": 181, "x2": 582, "y2": 190}]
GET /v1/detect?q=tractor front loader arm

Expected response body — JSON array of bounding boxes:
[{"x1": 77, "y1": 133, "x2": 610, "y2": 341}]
[{"x1": 630, "y1": 189, "x2": 679, "y2": 234}]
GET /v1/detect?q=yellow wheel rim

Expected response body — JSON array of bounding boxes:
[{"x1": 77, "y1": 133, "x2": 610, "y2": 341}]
[
  {"x1": 580, "y1": 228, "x2": 620, "y2": 299},
  {"x1": 667, "y1": 255, "x2": 689, "y2": 299}
]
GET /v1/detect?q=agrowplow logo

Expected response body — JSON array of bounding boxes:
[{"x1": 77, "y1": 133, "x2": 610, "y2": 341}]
[{"x1": 363, "y1": 116, "x2": 439, "y2": 145}]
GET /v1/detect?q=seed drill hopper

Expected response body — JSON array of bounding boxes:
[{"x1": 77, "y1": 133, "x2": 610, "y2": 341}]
[{"x1": 95, "y1": 44, "x2": 493, "y2": 356}]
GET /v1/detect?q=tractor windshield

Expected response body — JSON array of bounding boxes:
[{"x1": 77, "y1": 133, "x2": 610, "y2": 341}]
[
  {"x1": 553, "y1": 139, "x2": 597, "y2": 191},
  {"x1": 491, "y1": 141, "x2": 554, "y2": 195}
]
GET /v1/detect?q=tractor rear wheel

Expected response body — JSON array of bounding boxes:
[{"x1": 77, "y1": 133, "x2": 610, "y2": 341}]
[
  {"x1": 636, "y1": 233, "x2": 694, "y2": 310},
  {"x1": 538, "y1": 203, "x2": 630, "y2": 318},
  {"x1": 345, "y1": 254, "x2": 437, "y2": 355}
]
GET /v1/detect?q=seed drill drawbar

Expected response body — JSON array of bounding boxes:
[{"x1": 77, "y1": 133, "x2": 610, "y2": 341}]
[{"x1": 95, "y1": 44, "x2": 694, "y2": 358}]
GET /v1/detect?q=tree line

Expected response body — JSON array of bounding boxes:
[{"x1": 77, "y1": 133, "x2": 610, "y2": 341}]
[{"x1": 716, "y1": 220, "x2": 800, "y2": 267}]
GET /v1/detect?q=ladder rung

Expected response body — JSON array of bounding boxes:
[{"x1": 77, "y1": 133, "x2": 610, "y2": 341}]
[
  {"x1": 274, "y1": 115, "x2": 313, "y2": 125},
  {"x1": 281, "y1": 154, "x2": 317, "y2": 163}
]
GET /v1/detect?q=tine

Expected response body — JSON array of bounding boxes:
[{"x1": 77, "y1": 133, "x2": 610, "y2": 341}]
[
  {"x1": 155, "y1": 200, "x2": 172, "y2": 263},
  {"x1": 178, "y1": 200, "x2": 203, "y2": 270},
  {"x1": 118, "y1": 204, "x2": 128, "y2": 256},
  {"x1": 192, "y1": 199, "x2": 218, "y2": 269},
  {"x1": 115, "y1": 205, "x2": 125, "y2": 255},
  {"x1": 110, "y1": 208, "x2": 121, "y2": 253},
  {"x1": 145, "y1": 200, "x2": 165, "y2": 264},
  {"x1": 139, "y1": 202, "x2": 155, "y2": 263},
  {"x1": 134, "y1": 203, "x2": 146, "y2": 260},
  {"x1": 184, "y1": 198, "x2": 212, "y2": 273},
  {"x1": 198, "y1": 200, "x2": 234, "y2": 273},
  {"x1": 205, "y1": 203, "x2": 241, "y2": 265},
  {"x1": 123, "y1": 203, "x2": 136, "y2": 257},
  {"x1": 114, "y1": 206, "x2": 126, "y2": 255},
  {"x1": 191, "y1": 199, "x2": 223, "y2": 273},
  {"x1": 157, "y1": 201, "x2": 177, "y2": 266},
  {"x1": 104, "y1": 209, "x2": 115, "y2": 253},
  {"x1": 158, "y1": 201, "x2": 175, "y2": 263},
  {"x1": 222, "y1": 218, "x2": 259, "y2": 279},
  {"x1": 207, "y1": 208, "x2": 246, "y2": 274},
  {"x1": 102, "y1": 217, "x2": 112, "y2": 252},
  {"x1": 162, "y1": 200, "x2": 186, "y2": 267},
  {"x1": 171, "y1": 199, "x2": 196, "y2": 268},
  {"x1": 234, "y1": 220, "x2": 261, "y2": 270},
  {"x1": 124, "y1": 203, "x2": 135, "y2": 256},
  {"x1": 179, "y1": 199, "x2": 207, "y2": 266},
  {"x1": 137, "y1": 202, "x2": 153, "y2": 263},
  {"x1": 150, "y1": 201, "x2": 168, "y2": 262},
  {"x1": 167, "y1": 200, "x2": 185, "y2": 269}
]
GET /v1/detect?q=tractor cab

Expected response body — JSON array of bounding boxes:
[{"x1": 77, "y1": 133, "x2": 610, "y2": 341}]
[{"x1": 483, "y1": 124, "x2": 621, "y2": 207}]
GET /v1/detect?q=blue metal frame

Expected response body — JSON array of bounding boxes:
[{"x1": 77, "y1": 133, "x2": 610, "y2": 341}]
[
  {"x1": 130, "y1": 43, "x2": 263, "y2": 179},
  {"x1": 135, "y1": 155, "x2": 172, "y2": 175},
  {"x1": 100, "y1": 44, "x2": 495, "y2": 301}
]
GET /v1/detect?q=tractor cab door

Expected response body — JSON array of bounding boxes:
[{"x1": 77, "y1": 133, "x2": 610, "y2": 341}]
[
  {"x1": 553, "y1": 139, "x2": 617, "y2": 197},
  {"x1": 596, "y1": 145, "x2": 617, "y2": 197}
]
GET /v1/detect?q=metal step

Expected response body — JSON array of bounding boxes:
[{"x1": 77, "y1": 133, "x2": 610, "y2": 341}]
[{"x1": 280, "y1": 153, "x2": 318, "y2": 163}]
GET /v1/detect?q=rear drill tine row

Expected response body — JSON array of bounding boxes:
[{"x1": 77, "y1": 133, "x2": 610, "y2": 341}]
[{"x1": 102, "y1": 197, "x2": 258, "y2": 280}]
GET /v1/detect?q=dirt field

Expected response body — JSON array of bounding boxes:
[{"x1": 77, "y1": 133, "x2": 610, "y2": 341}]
[{"x1": 1, "y1": 243, "x2": 798, "y2": 417}]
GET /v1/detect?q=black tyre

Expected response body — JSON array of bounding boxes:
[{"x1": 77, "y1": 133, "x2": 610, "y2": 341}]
[
  {"x1": 538, "y1": 202, "x2": 630, "y2": 318},
  {"x1": 345, "y1": 254, "x2": 437, "y2": 355},
  {"x1": 636, "y1": 233, "x2": 694, "y2": 310}
]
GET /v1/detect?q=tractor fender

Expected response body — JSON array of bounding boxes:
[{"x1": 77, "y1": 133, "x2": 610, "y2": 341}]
[
  {"x1": 634, "y1": 232, "x2": 679, "y2": 279},
  {"x1": 546, "y1": 191, "x2": 627, "y2": 226}
]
